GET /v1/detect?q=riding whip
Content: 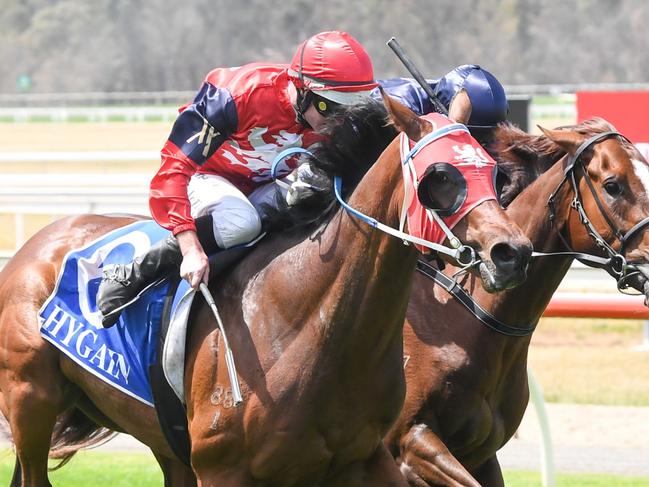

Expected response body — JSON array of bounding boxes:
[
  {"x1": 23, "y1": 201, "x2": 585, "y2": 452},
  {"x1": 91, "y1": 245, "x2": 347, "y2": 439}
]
[
  {"x1": 199, "y1": 283, "x2": 243, "y2": 406},
  {"x1": 386, "y1": 37, "x2": 448, "y2": 116}
]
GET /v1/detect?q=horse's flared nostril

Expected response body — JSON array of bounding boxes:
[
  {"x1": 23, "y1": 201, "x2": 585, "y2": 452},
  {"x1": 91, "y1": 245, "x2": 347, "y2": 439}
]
[{"x1": 490, "y1": 241, "x2": 532, "y2": 274}]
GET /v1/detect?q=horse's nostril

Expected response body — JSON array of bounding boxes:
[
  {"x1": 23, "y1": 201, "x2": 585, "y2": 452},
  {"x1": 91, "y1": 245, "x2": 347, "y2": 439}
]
[
  {"x1": 491, "y1": 242, "x2": 532, "y2": 272},
  {"x1": 491, "y1": 242, "x2": 531, "y2": 269},
  {"x1": 491, "y1": 242, "x2": 518, "y2": 264}
]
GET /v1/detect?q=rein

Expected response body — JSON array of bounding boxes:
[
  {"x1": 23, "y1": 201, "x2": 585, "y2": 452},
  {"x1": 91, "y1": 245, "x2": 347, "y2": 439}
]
[
  {"x1": 333, "y1": 176, "x2": 478, "y2": 266},
  {"x1": 416, "y1": 259, "x2": 536, "y2": 336}
]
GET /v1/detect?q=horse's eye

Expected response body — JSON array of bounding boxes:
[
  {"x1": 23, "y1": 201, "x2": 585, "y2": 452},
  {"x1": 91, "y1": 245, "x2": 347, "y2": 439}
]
[{"x1": 603, "y1": 179, "x2": 622, "y2": 197}]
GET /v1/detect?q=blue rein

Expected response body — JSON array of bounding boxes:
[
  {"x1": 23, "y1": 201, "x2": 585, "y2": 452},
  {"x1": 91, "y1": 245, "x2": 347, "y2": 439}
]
[
  {"x1": 272, "y1": 146, "x2": 478, "y2": 266},
  {"x1": 271, "y1": 147, "x2": 312, "y2": 180}
]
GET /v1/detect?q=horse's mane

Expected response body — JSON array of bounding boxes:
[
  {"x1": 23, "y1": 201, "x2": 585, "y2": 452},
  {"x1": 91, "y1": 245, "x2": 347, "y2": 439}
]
[
  {"x1": 486, "y1": 117, "x2": 625, "y2": 207},
  {"x1": 265, "y1": 99, "x2": 397, "y2": 229}
]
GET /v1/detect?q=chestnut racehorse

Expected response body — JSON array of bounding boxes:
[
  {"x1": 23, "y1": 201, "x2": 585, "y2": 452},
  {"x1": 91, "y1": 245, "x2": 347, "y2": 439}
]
[
  {"x1": 388, "y1": 119, "x2": 649, "y2": 486},
  {"x1": 0, "y1": 94, "x2": 532, "y2": 486}
]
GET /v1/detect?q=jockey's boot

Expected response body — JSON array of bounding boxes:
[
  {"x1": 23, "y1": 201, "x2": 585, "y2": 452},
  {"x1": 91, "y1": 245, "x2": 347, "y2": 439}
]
[{"x1": 97, "y1": 235, "x2": 182, "y2": 328}]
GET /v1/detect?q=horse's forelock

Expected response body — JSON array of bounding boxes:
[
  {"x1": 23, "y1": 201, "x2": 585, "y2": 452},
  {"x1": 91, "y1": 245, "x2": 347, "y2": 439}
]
[
  {"x1": 570, "y1": 118, "x2": 639, "y2": 160},
  {"x1": 561, "y1": 117, "x2": 617, "y2": 137}
]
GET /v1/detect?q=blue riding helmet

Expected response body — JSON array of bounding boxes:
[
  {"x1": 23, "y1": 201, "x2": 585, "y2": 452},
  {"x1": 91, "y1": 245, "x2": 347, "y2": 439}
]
[{"x1": 434, "y1": 64, "x2": 508, "y2": 129}]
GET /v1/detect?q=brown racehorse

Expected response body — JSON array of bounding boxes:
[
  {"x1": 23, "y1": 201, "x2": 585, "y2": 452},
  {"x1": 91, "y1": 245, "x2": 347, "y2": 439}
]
[
  {"x1": 0, "y1": 94, "x2": 532, "y2": 486},
  {"x1": 388, "y1": 119, "x2": 649, "y2": 486}
]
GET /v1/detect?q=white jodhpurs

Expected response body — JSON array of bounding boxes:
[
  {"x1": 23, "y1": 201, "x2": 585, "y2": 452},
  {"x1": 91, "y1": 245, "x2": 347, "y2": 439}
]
[{"x1": 187, "y1": 174, "x2": 286, "y2": 249}]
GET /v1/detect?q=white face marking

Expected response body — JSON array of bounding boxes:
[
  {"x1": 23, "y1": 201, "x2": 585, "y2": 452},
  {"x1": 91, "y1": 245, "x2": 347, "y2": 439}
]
[{"x1": 632, "y1": 159, "x2": 649, "y2": 195}]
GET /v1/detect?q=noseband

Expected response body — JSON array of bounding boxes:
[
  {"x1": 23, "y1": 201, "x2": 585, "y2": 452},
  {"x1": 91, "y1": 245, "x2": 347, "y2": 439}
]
[{"x1": 547, "y1": 131, "x2": 649, "y2": 290}]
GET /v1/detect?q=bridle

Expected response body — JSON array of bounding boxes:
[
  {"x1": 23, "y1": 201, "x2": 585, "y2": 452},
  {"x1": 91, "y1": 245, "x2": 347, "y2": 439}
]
[
  {"x1": 272, "y1": 129, "x2": 486, "y2": 270},
  {"x1": 417, "y1": 130, "x2": 649, "y2": 337},
  {"x1": 546, "y1": 131, "x2": 649, "y2": 292}
]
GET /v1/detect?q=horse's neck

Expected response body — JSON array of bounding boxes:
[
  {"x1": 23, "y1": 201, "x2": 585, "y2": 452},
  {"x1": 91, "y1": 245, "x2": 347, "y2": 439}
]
[
  {"x1": 463, "y1": 160, "x2": 575, "y2": 330},
  {"x1": 253, "y1": 144, "x2": 417, "y2": 366},
  {"x1": 321, "y1": 146, "x2": 418, "y2": 348}
]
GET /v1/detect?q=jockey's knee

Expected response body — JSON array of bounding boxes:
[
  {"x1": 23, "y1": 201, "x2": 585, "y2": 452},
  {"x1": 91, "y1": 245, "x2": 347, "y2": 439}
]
[{"x1": 210, "y1": 205, "x2": 262, "y2": 249}]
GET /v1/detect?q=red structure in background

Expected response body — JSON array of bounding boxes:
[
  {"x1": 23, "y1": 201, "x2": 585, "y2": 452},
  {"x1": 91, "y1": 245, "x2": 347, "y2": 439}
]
[
  {"x1": 544, "y1": 292, "x2": 649, "y2": 319},
  {"x1": 576, "y1": 91, "x2": 649, "y2": 143}
]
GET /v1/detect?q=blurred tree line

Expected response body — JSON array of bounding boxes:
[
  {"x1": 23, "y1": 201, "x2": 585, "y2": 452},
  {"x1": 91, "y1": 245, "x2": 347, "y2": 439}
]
[{"x1": 1, "y1": 0, "x2": 648, "y2": 94}]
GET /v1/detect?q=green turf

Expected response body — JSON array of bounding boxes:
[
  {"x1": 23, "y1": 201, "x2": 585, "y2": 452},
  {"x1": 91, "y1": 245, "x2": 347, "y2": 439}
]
[
  {"x1": 0, "y1": 449, "x2": 647, "y2": 486},
  {"x1": 0, "y1": 449, "x2": 163, "y2": 486},
  {"x1": 504, "y1": 469, "x2": 649, "y2": 486},
  {"x1": 531, "y1": 94, "x2": 575, "y2": 106}
]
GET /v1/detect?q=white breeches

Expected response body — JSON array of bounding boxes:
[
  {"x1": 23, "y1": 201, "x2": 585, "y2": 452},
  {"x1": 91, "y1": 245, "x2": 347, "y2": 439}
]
[{"x1": 187, "y1": 174, "x2": 286, "y2": 249}]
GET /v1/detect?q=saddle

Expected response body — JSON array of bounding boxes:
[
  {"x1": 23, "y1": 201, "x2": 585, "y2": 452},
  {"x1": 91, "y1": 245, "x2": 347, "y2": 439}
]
[{"x1": 38, "y1": 220, "x2": 255, "y2": 466}]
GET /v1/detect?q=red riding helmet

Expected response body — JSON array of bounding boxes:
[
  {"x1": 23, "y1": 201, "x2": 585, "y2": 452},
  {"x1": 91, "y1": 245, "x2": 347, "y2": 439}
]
[{"x1": 289, "y1": 31, "x2": 378, "y2": 105}]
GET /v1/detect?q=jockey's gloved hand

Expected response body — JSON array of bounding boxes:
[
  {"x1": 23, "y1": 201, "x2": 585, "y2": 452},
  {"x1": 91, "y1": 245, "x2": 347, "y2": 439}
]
[{"x1": 285, "y1": 162, "x2": 333, "y2": 208}]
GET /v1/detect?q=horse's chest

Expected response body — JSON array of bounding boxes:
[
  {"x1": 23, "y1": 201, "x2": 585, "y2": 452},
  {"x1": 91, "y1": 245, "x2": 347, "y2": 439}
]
[
  {"x1": 431, "y1": 366, "x2": 529, "y2": 465},
  {"x1": 245, "y1": 361, "x2": 404, "y2": 483},
  {"x1": 249, "y1": 423, "x2": 383, "y2": 486}
]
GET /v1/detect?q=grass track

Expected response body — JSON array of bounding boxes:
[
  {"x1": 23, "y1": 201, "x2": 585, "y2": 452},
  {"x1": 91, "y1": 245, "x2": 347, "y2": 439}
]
[
  {"x1": 0, "y1": 450, "x2": 162, "y2": 486},
  {"x1": 503, "y1": 470, "x2": 649, "y2": 487},
  {"x1": 0, "y1": 450, "x2": 647, "y2": 486}
]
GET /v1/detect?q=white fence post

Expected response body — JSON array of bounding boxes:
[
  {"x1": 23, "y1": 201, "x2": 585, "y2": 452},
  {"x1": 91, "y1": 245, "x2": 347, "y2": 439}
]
[
  {"x1": 636, "y1": 320, "x2": 649, "y2": 351},
  {"x1": 527, "y1": 367, "x2": 556, "y2": 487}
]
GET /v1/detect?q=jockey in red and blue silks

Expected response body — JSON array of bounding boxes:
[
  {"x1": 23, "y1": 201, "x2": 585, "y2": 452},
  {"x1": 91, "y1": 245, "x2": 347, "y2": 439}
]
[
  {"x1": 97, "y1": 36, "x2": 508, "y2": 329},
  {"x1": 97, "y1": 31, "x2": 379, "y2": 327}
]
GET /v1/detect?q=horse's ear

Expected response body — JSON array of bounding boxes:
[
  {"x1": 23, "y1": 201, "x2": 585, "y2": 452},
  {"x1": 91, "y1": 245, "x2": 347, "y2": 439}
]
[
  {"x1": 538, "y1": 126, "x2": 585, "y2": 155},
  {"x1": 448, "y1": 89, "x2": 472, "y2": 125},
  {"x1": 380, "y1": 86, "x2": 430, "y2": 141}
]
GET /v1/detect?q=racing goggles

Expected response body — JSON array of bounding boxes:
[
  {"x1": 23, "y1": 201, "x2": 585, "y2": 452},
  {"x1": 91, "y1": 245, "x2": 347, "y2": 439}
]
[{"x1": 312, "y1": 94, "x2": 341, "y2": 117}]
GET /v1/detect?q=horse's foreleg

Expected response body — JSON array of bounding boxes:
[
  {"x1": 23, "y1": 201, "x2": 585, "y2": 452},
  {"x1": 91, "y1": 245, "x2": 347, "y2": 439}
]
[
  {"x1": 397, "y1": 425, "x2": 481, "y2": 487},
  {"x1": 195, "y1": 468, "x2": 256, "y2": 487},
  {"x1": 469, "y1": 455, "x2": 504, "y2": 487},
  {"x1": 153, "y1": 451, "x2": 197, "y2": 487},
  {"x1": 10, "y1": 458, "x2": 22, "y2": 487}
]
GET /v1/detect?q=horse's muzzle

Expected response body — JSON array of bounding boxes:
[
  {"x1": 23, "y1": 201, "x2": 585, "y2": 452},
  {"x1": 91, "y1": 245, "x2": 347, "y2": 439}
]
[{"x1": 479, "y1": 241, "x2": 532, "y2": 292}]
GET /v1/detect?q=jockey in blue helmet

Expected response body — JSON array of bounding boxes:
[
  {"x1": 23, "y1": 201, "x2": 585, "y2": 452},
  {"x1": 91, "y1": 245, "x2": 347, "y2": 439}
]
[{"x1": 377, "y1": 64, "x2": 508, "y2": 144}]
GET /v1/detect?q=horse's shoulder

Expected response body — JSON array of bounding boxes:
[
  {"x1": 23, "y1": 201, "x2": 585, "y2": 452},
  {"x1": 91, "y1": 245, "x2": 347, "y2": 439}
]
[{"x1": 232, "y1": 229, "x2": 314, "y2": 277}]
